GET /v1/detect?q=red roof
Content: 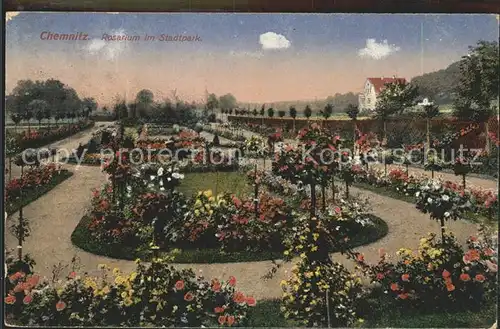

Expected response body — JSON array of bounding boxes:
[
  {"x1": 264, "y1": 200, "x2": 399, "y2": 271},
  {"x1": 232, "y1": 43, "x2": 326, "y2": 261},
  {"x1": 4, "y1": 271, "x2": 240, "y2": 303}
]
[{"x1": 367, "y1": 77, "x2": 407, "y2": 94}]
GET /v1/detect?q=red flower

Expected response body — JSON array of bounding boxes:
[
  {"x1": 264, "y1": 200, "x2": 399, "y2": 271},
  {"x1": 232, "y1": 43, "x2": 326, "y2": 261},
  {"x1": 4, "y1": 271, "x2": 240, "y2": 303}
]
[
  {"x1": 246, "y1": 296, "x2": 257, "y2": 307},
  {"x1": 5, "y1": 295, "x2": 16, "y2": 304},
  {"x1": 68, "y1": 271, "x2": 77, "y2": 279},
  {"x1": 356, "y1": 253, "x2": 364, "y2": 262},
  {"x1": 175, "y1": 280, "x2": 185, "y2": 290},
  {"x1": 184, "y1": 292, "x2": 194, "y2": 301},
  {"x1": 233, "y1": 292, "x2": 246, "y2": 304},
  {"x1": 390, "y1": 283, "x2": 399, "y2": 291},
  {"x1": 442, "y1": 269, "x2": 451, "y2": 279},
  {"x1": 218, "y1": 315, "x2": 227, "y2": 325},
  {"x1": 23, "y1": 294, "x2": 33, "y2": 305},
  {"x1": 401, "y1": 274, "x2": 410, "y2": 282},
  {"x1": 333, "y1": 206, "x2": 341, "y2": 214},
  {"x1": 376, "y1": 273, "x2": 385, "y2": 280},
  {"x1": 212, "y1": 279, "x2": 222, "y2": 292},
  {"x1": 56, "y1": 300, "x2": 66, "y2": 311},
  {"x1": 459, "y1": 273, "x2": 471, "y2": 282},
  {"x1": 475, "y1": 274, "x2": 485, "y2": 282},
  {"x1": 483, "y1": 248, "x2": 494, "y2": 256},
  {"x1": 446, "y1": 283, "x2": 455, "y2": 292},
  {"x1": 228, "y1": 276, "x2": 236, "y2": 287},
  {"x1": 227, "y1": 315, "x2": 236, "y2": 326},
  {"x1": 232, "y1": 196, "x2": 242, "y2": 208},
  {"x1": 214, "y1": 307, "x2": 225, "y2": 313},
  {"x1": 398, "y1": 293, "x2": 409, "y2": 300}
]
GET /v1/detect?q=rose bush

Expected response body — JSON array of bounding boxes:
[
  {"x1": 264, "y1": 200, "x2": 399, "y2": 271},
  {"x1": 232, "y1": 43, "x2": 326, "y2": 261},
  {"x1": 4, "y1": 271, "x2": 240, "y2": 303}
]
[
  {"x1": 354, "y1": 228, "x2": 498, "y2": 312},
  {"x1": 5, "y1": 257, "x2": 255, "y2": 327}
]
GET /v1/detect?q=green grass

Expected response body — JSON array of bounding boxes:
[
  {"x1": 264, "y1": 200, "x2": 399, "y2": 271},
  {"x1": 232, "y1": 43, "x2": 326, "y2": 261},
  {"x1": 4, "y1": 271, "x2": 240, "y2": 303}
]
[
  {"x1": 71, "y1": 213, "x2": 387, "y2": 263},
  {"x1": 6, "y1": 170, "x2": 73, "y2": 215},
  {"x1": 177, "y1": 171, "x2": 252, "y2": 198},
  {"x1": 246, "y1": 298, "x2": 497, "y2": 328}
]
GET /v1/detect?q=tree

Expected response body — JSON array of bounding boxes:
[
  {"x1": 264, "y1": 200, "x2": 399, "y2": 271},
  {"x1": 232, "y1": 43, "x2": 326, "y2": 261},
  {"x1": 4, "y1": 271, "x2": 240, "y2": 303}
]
[
  {"x1": 10, "y1": 113, "x2": 22, "y2": 133},
  {"x1": 219, "y1": 93, "x2": 237, "y2": 112},
  {"x1": 252, "y1": 108, "x2": 258, "y2": 116},
  {"x1": 82, "y1": 97, "x2": 97, "y2": 120},
  {"x1": 453, "y1": 41, "x2": 499, "y2": 154},
  {"x1": 267, "y1": 107, "x2": 275, "y2": 118},
  {"x1": 345, "y1": 104, "x2": 360, "y2": 148},
  {"x1": 30, "y1": 100, "x2": 49, "y2": 128},
  {"x1": 304, "y1": 105, "x2": 312, "y2": 124},
  {"x1": 375, "y1": 81, "x2": 419, "y2": 141},
  {"x1": 135, "y1": 89, "x2": 154, "y2": 118},
  {"x1": 260, "y1": 105, "x2": 265, "y2": 116},
  {"x1": 420, "y1": 102, "x2": 440, "y2": 151},
  {"x1": 289, "y1": 106, "x2": 297, "y2": 132},
  {"x1": 43, "y1": 107, "x2": 52, "y2": 132},
  {"x1": 278, "y1": 110, "x2": 286, "y2": 128},
  {"x1": 206, "y1": 93, "x2": 219, "y2": 113},
  {"x1": 320, "y1": 103, "x2": 333, "y2": 126},
  {"x1": 23, "y1": 108, "x2": 33, "y2": 133}
]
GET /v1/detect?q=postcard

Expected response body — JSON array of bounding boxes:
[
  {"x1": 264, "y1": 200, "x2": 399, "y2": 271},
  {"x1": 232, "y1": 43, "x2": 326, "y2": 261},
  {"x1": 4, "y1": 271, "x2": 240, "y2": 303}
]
[{"x1": 4, "y1": 12, "x2": 499, "y2": 328}]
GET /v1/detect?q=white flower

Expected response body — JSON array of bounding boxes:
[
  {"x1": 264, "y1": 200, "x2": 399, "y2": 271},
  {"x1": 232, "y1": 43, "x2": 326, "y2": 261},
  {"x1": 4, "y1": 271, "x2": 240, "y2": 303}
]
[
  {"x1": 167, "y1": 177, "x2": 171, "y2": 182},
  {"x1": 172, "y1": 173, "x2": 184, "y2": 180},
  {"x1": 427, "y1": 197, "x2": 433, "y2": 204},
  {"x1": 150, "y1": 175, "x2": 155, "y2": 181},
  {"x1": 442, "y1": 195, "x2": 450, "y2": 201},
  {"x1": 416, "y1": 192, "x2": 420, "y2": 197},
  {"x1": 160, "y1": 187, "x2": 165, "y2": 191},
  {"x1": 167, "y1": 167, "x2": 172, "y2": 172},
  {"x1": 157, "y1": 167, "x2": 164, "y2": 176},
  {"x1": 159, "y1": 180, "x2": 164, "y2": 186},
  {"x1": 444, "y1": 212, "x2": 450, "y2": 217}
]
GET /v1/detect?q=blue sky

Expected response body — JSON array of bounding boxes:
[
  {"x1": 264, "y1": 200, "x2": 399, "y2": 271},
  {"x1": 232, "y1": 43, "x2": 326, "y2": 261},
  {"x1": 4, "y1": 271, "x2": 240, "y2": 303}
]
[{"x1": 5, "y1": 13, "x2": 499, "y2": 103}]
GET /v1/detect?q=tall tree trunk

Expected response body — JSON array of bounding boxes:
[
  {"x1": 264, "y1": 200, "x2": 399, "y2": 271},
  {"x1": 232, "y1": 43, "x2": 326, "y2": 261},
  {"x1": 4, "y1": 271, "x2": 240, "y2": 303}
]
[
  {"x1": 293, "y1": 118, "x2": 296, "y2": 132},
  {"x1": 353, "y1": 120, "x2": 357, "y2": 153},
  {"x1": 383, "y1": 120, "x2": 387, "y2": 142}
]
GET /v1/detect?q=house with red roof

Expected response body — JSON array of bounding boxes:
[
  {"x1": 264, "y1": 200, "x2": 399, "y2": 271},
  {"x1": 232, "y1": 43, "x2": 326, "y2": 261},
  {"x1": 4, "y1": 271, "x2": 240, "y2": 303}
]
[{"x1": 358, "y1": 76, "x2": 407, "y2": 111}]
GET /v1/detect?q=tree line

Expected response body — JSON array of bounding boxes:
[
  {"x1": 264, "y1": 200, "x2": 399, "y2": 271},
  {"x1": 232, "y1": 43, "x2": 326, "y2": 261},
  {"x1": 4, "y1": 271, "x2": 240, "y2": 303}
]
[{"x1": 6, "y1": 79, "x2": 97, "y2": 132}]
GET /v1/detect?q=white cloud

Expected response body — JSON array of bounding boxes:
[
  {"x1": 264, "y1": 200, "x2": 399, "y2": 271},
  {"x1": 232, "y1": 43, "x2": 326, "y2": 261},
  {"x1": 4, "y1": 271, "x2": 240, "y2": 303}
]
[
  {"x1": 229, "y1": 50, "x2": 264, "y2": 58},
  {"x1": 85, "y1": 28, "x2": 128, "y2": 60},
  {"x1": 6, "y1": 12, "x2": 20, "y2": 22},
  {"x1": 259, "y1": 32, "x2": 291, "y2": 50},
  {"x1": 358, "y1": 38, "x2": 400, "y2": 60}
]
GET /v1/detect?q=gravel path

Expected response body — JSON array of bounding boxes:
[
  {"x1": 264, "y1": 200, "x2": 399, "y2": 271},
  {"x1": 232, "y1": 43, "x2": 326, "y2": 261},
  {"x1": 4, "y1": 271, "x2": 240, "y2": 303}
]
[
  {"x1": 4, "y1": 122, "x2": 116, "y2": 180},
  {"x1": 3, "y1": 125, "x2": 491, "y2": 300}
]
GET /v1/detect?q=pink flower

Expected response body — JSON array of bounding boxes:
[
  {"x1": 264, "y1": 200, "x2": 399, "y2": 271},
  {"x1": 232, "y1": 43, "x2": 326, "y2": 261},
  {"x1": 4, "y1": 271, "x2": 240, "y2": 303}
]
[{"x1": 485, "y1": 260, "x2": 498, "y2": 273}]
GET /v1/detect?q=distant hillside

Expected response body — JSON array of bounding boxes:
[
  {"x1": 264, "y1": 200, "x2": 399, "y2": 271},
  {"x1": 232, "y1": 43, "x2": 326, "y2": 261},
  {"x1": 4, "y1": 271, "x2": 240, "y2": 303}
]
[{"x1": 410, "y1": 60, "x2": 462, "y2": 105}]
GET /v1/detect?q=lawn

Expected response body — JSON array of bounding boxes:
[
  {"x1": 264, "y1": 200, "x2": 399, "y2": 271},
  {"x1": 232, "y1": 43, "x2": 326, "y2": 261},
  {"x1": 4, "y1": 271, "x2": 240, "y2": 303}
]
[
  {"x1": 177, "y1": 171, "x2": 252, "y2": 198},
  {"x1": 246, "y1": 298, "x2": 497, "y2": 328}
]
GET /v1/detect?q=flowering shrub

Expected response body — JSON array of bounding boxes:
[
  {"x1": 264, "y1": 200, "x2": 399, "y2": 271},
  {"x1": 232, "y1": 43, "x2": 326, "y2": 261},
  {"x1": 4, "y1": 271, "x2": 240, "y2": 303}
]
[
  {"x1": 281, "y1": 260, "x2": 363, "y2": 327},
  {"x1": 139, "y1": 163, "x2": 185, "y2": 192},
  {"x1": 13, "y1": 121, "x2": 95, "y2": 150},
  {"x1": 354, "y1": 229, "x2": 498, "y2": 312},
  {"x1": 278, "y1": 213, "x2": 363, "y2": 327},
  {"x1": 5, "y1": 257, "x2": 255, "y2": 326},
  {"x1": 415, "y1": 179, "x2": 467, "y2": 223},
  {"x1": 181, "y1": 190, "x2": 293, "y2": 252},
  {"x1": 5, "y1": 163, "x2": 69, "y2": 213}
]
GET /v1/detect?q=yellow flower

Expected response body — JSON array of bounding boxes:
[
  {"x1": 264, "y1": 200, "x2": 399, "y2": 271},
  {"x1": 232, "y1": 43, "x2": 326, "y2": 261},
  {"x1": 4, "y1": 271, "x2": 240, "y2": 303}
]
[
  {"x1": 129, "y1": 272, "x2": 137, "y2": 281},
  {"x1": 311, "y1": 245, "x2": 318, "y2": 252},
  {"x1": 280, "y1": 280, "x2": 288, "y2": 287},
  {"x1": 102, "y1": 286, "x2": 110, "y2": 294},
  {"x1": 113, "y1": 268, "x2": 121, "y2": 276},
  {"x1": 194, "y1": 209, "x2": 200, "y2": 216},
  {"x1": 121, "y1": 291, "x2": 128, "y2": 298},
  {"x1": 305, "y1": 272, "x2": 314, "y2": 279},
  {"x1": 209, "y1": 209, "x2": 214, "y2": 215},
  {"x1": 194, "y1": 199, "x2": 202, "y2": 208},
  {"x1": 97, "y1": 264, "x2": 108, "y2": 270},
  {"x1": 300, "y1": 253, "x2": 306, "y2": 259},
  {"x1": 283, "y1": 250, "x2": 290, "y2": 256},
  {"x1": 115, "y1": 276, "x2": 125, "y2": 285},
  {"x1": 123, "y1": 298, "x2": 133, "y2": 307},
  {"x1": 203, "y1": 190, "x2": 213, "y2": 198}
]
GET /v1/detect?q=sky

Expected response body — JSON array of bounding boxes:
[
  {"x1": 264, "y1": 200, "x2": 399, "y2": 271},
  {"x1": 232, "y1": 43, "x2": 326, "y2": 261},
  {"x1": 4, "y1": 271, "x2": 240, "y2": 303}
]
[{"x1": 5, "y1": 12, "x2": 499, "y2": 105}]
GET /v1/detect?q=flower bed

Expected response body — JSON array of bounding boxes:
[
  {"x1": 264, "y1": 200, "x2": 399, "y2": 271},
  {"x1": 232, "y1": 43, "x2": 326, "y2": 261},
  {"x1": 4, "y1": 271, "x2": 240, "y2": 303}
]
[
  {"x1": 11, "y1": 121, "x2": 95, "y2": 151},
  {"x1": 348, "y1": 166, "x2": 498, "y2": 221},
  {"x1": 5, "y1": 257, "x2": 256, "y2": 327},
  {"x1": 5, "y1": 164, "x2": 73, "y2": 215}
]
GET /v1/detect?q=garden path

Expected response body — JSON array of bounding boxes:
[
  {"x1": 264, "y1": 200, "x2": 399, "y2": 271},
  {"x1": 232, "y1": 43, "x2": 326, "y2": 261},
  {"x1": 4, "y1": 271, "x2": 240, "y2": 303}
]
[
  {"x1": 212, "y1": 123, "x2": 498, "y2": 191},
  {"x1": 4, "y1": 123, "x2": 481, "y2": 299},
  {"x1": 5, "y1": 122, "x2": 116, "y2": 180}
]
